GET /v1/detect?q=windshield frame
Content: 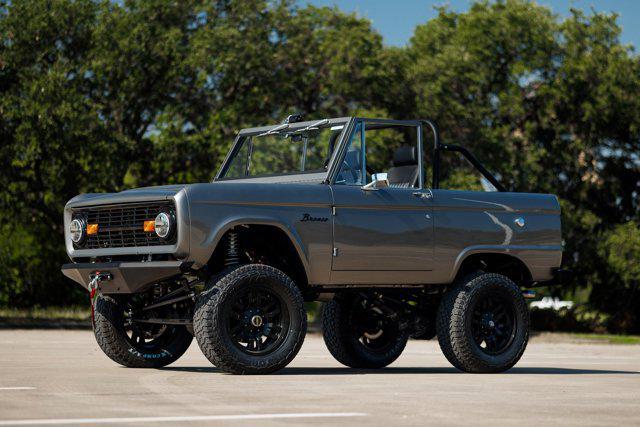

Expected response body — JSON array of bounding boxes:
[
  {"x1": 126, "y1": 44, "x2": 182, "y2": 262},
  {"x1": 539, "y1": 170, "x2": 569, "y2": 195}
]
[{"x1": 214, "y1": 117, "x2": 352, "y2": 182}]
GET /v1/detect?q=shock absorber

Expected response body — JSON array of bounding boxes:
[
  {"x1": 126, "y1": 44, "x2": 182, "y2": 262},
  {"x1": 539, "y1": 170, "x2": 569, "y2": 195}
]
[{"x1": 225, "y1": 230, "x2": 240, "y2": 266}]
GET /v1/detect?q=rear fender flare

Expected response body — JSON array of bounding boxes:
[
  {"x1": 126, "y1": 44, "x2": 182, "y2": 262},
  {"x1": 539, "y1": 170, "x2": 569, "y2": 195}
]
[{"x1": 449, "y1": 245, "x2": 557, "y2": 284}]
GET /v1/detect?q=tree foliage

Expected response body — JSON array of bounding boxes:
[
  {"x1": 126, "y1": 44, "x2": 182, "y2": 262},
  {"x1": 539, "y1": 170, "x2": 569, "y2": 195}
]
[
  {"x1": 597, "y1": 222, "x2": 640, "y2": 332},
  {"x1": 0, "y1": 0, "x2": 638, "y2": 331}
]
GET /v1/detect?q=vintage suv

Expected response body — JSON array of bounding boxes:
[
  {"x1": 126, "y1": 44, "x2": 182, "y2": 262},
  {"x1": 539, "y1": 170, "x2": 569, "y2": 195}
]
[{"x1": 62, "y1": 116, "x2": 564, "y2": 374}]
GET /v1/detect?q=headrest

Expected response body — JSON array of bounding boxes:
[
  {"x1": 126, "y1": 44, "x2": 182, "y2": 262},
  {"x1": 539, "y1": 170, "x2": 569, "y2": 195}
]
[{"x1": 392, "y1": 146, "x2": 417, "y2": 166}]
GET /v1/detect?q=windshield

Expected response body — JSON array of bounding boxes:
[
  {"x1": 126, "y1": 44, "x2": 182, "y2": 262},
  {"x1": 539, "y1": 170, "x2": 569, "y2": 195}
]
[{"x1": 220, "y1": 120, "x2": 346, "y2": 179}]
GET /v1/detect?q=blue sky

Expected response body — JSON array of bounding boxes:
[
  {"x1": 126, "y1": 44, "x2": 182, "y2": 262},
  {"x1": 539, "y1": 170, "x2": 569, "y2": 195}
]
[{"x1": 303, "y1": 1, "x2": 640, "y2": 49}]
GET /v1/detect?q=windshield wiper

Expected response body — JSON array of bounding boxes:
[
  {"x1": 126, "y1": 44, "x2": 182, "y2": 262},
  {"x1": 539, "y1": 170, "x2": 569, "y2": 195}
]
[
  {"x1": 256, "y1": 123, "x2": 289, "y2": 137},
  {"x1": 256, "y1": 119, "x2": 330, "y2": 138},
  {"x1": 288, "y1": 119, "x2": 329, "y2": 135}
]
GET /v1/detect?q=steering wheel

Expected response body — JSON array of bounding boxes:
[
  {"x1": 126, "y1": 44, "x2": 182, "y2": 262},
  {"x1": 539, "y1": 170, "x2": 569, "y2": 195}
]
[{"x1": 341, "y1": 160, "x2": 359, "y2": 183}]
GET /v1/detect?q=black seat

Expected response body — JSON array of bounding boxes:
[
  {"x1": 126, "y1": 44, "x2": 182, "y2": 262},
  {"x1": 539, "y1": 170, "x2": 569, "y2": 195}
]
[{"x1": 387, "y1": 145, "x2": 419, "y2": 188}]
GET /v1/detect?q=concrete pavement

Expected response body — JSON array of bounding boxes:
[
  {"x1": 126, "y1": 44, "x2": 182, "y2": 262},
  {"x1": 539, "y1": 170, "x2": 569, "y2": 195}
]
[{"x1": 0, "y1": 330, "x2": 639, "y2": 426}]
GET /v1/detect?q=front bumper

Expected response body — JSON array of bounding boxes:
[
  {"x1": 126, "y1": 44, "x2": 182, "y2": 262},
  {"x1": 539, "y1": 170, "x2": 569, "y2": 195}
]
[{"x1": 61, "y1": 261, "x2": 187, "y2": 294}]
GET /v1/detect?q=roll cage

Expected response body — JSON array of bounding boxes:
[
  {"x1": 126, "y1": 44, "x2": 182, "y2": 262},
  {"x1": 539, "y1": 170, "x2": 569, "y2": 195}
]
[{"x1": 216, "y1": 116, "x2": 506, "y2": 192}]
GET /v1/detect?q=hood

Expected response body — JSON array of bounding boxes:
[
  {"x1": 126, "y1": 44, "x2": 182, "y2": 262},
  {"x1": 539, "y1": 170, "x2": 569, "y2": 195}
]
[{"x1": 65, "y1": 184, "x2": 188, "y2": 209}]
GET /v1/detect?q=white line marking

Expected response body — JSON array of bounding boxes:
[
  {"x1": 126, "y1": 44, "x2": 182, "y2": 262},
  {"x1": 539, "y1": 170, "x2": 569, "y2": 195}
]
[
  {"x1": 0, "y1": 412, "x2": 367, "y2": 426},
  {"x1": 0, "y1": 387, "x2": 35, "y2": 391}
]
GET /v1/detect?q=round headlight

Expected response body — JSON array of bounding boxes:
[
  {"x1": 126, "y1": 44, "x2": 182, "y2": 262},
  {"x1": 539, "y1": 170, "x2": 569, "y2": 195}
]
[
  {"x1": 69, "y1": 218, "x2": 85, "y2": 244},
  {"x1": 154, "y1": 212, "x2": 173, "y2": 239}
]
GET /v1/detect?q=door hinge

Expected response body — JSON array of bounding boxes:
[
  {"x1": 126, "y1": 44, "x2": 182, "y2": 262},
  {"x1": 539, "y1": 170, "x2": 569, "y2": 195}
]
[
  {"x1": 332, "y1": 247, "x2": 339, "y2": 257},
  {"x1": 332, "y1": 206, "x2": 336, "y2": 215}
]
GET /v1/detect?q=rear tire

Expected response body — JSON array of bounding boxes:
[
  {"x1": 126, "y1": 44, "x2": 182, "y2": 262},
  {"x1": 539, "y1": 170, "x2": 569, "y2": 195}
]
[
  {"x1": 193, "y1": 264, "x2": 306, "y2": 374},
  {"x1": 322, "y1": 293, "x2": 408, "y2": 369},
  {"x1": 436, "y1": 273, "x2": 529, "y2": 373},
  {"x1": 93, "y1": 294, "x2": 193, "y2": 368}
]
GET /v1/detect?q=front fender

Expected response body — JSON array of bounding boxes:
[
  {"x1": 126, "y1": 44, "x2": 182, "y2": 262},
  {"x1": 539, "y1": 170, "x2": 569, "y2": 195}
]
[
  {"x1": 185, "y1": 183, "x2": 334, "y2": 285},
  {"x1": 194, "y1": 214, "x2": 310, "y2": 274}
]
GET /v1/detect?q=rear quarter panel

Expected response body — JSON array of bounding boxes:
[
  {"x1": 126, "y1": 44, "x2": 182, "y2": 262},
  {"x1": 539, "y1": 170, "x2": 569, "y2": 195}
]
[{"x1": 431, "y1": 190, "x2": 562, "y2": 283}]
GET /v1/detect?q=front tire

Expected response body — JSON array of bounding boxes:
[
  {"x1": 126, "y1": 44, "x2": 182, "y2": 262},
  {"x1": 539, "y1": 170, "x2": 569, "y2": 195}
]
[
  {"x1": 436, "y1": 273, "x2": 529, "y2": 373},
  {"x1": 322, "y1": 293, "x2": 408, "y2": 369},
  {"x1": 93, "y1": 294, "x2": 193, "y2": 368},
  {"x1": 193, "y1": 264, "x2": 307, "y2": 374}
]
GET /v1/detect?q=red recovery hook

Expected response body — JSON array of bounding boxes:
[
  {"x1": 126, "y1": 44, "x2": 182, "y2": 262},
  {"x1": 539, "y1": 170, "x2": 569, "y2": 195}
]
[{"x1": 88, "y1": 272, "x2": 113, "y2": 324}]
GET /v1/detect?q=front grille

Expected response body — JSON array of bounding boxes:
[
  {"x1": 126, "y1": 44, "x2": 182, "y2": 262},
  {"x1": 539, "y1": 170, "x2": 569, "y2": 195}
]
[{"x1": 76, "y1": 203, "x2": 176, "y2": 249}]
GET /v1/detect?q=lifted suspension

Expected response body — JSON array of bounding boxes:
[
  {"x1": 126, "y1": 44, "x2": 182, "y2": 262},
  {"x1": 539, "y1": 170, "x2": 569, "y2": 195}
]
[
  {"x1": 127, "y1": 278, "x2": 203, "y2": 326},
  {"x1": 225, "y1": 230, "x2": 240, "y2": 266}
]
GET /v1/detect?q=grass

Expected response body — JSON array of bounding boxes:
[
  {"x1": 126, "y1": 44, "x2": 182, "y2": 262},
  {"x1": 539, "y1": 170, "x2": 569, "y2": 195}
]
[
  {"x1": 566, "y1": 333, "x2": 640, "y2": 345},
  {"x1": 533, "y1": 331, "x2": 640, "y2": 345},
  {"x1": 0, "y1": 306, "x2": 90, "y2": 321}
]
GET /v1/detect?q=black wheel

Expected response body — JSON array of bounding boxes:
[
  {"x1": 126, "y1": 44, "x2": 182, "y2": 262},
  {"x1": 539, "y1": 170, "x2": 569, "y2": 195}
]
[
  {"x1": 93, "y1": 294, "x2": 193, "y2": 368},
  {"x1": 436, "y1": 273, "x2": 529, "y2": 373},
  {"x1": 193, "y1": 264, "x2": 306, "y2": 374},
  {"x1": 322, "y1": 293, "x2": 408, "y2": 369}
]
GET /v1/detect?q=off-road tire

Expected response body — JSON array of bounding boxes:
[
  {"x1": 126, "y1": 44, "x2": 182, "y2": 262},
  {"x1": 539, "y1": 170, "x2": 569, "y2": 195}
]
[
  {"x1": 193, "y1": 264, "x2": 306, "y2": 374},
  {"x1": 436, "y1": 273, "x2": 529, "y2": 373},
  {"x1": 93, "y1": 294, "x2": 193, "y2": 368},
  {"x1": 322, "y1": 296, "x2": 408, "y2": 369}
]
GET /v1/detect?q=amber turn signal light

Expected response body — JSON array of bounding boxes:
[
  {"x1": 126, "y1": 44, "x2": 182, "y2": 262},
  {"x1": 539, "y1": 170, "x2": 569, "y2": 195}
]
[
  {"x1": 143, "y1": 220, "x2": 155, "y2": 232},
  {"x1": 87, "y1": 224, "x2": 98, "y2": 235}
]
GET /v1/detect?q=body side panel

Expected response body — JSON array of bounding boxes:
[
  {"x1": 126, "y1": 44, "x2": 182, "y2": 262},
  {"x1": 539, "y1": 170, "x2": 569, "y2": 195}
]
[
  {"x1": 329, "y1": 185, "x2": 434, "y2": 284},
  {"x1": 430, "y1": 190, "x2": 562, "y2": 283}
]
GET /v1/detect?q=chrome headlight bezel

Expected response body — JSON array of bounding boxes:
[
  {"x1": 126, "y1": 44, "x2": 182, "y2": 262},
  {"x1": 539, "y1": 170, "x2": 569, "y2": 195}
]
[
  {"x1": 69, "y1": 217, "x2": 86, "y2": 245},
  {"x1": 154, "y1": 211, "x2": 175, "y2": 240}
]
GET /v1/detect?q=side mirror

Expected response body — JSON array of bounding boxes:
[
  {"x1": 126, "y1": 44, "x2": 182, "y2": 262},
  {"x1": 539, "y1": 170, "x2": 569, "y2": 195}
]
[{"x1": 362, "y1": 173, "x2": 389, "y2": 191}]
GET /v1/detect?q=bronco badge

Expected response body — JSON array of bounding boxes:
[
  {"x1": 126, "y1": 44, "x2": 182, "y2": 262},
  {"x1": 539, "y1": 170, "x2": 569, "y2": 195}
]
[{"x1": 300, "y1": 213, "x2": 328, "y2": 222}]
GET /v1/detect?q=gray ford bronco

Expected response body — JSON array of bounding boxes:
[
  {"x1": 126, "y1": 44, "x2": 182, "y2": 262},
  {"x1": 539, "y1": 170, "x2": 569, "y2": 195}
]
[{"x1": 62, "y1": 116, "x2": 565, "y2": 374}]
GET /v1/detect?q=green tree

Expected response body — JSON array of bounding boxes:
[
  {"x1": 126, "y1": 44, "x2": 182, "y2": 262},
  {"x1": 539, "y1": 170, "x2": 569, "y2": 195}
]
[
  {"x1": 0, "y1": 0, "x2": 110, "y2": 305},
  {"x1": 597, "y1": 222, "x2": 640, "y2": 333},
  {"x1": 407, "y1": 0, "x2": 640, "y2": 330},
  {"x1": 1, "y1": 0, "x2": 638, "y2": 333},
  {"x1": 408, "y1": 0, "x2": 558, "y2": 185},
  {"x1": 0, "y1": 0, "x2": 388, "y2": 307}
]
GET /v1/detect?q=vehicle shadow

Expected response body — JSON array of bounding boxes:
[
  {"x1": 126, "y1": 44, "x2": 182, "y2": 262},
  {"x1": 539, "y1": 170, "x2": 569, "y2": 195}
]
[{"x1": 160, "y1": 366, "x2": 639, "y2": 375}]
